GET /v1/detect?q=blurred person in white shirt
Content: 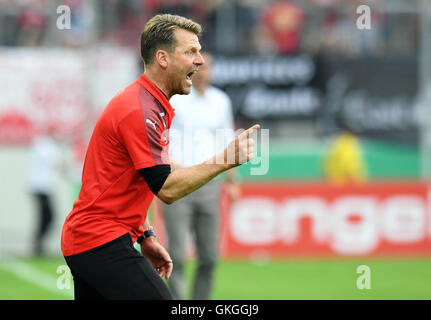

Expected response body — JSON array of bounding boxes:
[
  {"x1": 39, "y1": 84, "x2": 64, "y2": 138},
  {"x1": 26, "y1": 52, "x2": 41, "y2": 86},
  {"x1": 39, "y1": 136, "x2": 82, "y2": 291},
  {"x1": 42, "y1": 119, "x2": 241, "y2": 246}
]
[
  {"x1": 165, "y1": 52, "x2": 239, "y2": 300},
  {"x1": 28, "y1": 125, "x2": 61, "y2": 256}
]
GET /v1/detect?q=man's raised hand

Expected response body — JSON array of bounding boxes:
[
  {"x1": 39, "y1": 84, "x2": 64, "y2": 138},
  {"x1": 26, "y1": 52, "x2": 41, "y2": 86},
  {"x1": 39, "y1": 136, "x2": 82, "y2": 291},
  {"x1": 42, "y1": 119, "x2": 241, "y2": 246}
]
[{"x1": 223, "y1": 124, "x2": 260, "y2": 167}]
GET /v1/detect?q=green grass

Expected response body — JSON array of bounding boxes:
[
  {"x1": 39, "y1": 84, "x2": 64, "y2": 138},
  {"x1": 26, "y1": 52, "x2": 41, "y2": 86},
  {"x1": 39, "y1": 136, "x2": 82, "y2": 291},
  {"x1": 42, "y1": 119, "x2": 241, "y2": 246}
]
[
  {"x1": 188, "y1": 258, "x2": 431, "y2": 300},
  {"x1": 1, "y1": 256, "x2": 430, "y2": 300},
  {"x1": 0, "y1": 256, "x2": 72, "y2": 300}
]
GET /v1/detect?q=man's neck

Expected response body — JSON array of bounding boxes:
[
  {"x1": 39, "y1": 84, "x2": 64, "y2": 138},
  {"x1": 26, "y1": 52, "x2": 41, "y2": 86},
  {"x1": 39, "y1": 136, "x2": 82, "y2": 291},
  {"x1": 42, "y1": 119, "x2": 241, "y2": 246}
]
[{"x1": 144, "y1": 69, "x2": 171, "y2": 99}]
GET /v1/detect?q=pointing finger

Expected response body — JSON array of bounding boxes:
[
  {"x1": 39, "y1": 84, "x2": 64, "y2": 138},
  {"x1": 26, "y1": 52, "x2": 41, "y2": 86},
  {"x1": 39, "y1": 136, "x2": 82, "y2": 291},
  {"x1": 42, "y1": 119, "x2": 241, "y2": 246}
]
[
  {"x1": 247, "y1": 124, "x2": 260, "y2": 138},
  {"x1": 241, "y1": 124, "x2": 260, "y2": 139}
]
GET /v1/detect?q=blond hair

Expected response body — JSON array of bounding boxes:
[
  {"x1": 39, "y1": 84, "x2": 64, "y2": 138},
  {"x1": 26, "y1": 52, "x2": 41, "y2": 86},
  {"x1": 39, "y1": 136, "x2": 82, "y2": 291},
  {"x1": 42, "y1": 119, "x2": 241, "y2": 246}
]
[{"x1": 140, "y1": 14, "x2": 202, "y2": 66}]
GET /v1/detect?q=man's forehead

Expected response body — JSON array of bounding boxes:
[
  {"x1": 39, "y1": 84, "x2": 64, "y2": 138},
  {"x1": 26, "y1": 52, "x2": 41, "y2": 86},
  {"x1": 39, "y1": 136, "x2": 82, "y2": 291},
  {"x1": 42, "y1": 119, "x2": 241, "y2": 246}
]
[{"x1": 174, "y1": 28, "x2": 201, "y2": 50}]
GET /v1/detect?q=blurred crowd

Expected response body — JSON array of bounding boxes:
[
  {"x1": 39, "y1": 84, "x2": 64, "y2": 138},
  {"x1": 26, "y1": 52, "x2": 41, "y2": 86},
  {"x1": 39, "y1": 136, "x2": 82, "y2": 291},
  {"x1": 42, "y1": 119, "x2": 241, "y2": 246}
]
[{"x1": 0, "y1": 0, "x2": 419, "y2": 57}]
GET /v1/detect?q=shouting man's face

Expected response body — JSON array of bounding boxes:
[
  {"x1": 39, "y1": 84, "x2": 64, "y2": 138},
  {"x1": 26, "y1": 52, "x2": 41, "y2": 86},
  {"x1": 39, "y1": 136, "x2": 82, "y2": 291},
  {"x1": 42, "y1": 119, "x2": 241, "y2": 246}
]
[{"x1": 166, "y1": 28, "x2": 205, "y2": 96}]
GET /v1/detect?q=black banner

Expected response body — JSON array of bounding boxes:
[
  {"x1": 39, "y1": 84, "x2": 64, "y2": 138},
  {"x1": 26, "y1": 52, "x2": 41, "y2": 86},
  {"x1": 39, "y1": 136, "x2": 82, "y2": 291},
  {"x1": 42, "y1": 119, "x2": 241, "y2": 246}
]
[
  {"x1": 212, "y1": 54, "x2": 322, "y2": 120},
  {"x1": 212, "y1": 54, "x2": 419, "y2": 143},
  {"x1": 315, "y1": 55, "x2": 419, "y2": 143}
]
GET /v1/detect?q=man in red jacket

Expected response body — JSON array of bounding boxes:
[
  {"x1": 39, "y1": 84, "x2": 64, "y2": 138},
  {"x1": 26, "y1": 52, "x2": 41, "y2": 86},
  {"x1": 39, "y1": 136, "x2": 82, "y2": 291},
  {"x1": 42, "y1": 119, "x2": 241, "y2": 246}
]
[{"x1": 61, "y1": 14, "x2": 259, "y2": 300}]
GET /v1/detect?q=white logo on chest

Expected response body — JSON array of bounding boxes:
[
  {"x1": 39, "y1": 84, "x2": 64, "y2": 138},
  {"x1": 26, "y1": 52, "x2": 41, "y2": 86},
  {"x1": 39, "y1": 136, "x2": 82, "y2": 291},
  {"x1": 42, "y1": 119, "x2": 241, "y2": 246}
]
[{"x1": 146, "y1": 119, "x2": 157, "y2": 130}]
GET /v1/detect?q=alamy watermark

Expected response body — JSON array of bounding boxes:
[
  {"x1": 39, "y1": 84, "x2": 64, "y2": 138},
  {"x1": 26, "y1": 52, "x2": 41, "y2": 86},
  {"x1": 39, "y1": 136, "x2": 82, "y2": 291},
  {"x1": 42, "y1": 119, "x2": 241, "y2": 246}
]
[
  {"x1": 356, "y1": 5, "x2": 372, "y2": 30},
  {"x1": 167, "y1": 125, "x2": 270, "y2": 176},
  {"x1": 56, "y1": 264, "x2": 72, "y2": 290},
  {"x1": 56, "y1": 4, "x2": 372, "y2": 31},
  {"x1": 356, "y1": 265, "x2": 371, "y2": 290},
  {"x1": 56, "y1": 5, "x2": 71, "y2": 30}
]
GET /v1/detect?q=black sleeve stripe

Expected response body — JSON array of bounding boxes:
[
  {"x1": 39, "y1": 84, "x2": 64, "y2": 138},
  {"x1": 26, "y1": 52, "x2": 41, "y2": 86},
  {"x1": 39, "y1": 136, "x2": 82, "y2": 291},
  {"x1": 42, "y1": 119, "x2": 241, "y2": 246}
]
[{"x1": 139, "y1": 165, "x2": 171, "y2": 195}]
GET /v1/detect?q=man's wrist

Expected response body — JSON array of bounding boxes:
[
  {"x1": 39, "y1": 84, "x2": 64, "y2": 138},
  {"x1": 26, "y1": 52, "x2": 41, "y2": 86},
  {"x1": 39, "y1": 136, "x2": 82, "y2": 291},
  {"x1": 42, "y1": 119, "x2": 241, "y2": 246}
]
[
  {"x1": 137, "y1": 226, "x2": 156, "y2": 244},
  {"x1": 205, "y1": 154, "x2": 232, "y2": 170}
]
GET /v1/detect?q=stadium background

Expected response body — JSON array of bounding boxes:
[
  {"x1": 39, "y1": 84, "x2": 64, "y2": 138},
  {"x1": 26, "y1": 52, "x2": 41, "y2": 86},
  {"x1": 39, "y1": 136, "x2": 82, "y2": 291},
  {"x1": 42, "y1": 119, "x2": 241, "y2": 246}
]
[{"x1": 1, "y1": 0, "x2": 431, "y2": 299}]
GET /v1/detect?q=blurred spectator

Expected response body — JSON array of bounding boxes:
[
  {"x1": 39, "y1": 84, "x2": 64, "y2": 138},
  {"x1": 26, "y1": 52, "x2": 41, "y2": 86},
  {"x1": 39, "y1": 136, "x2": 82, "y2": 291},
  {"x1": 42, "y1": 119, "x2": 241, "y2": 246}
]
[
  {"x1": 156, "y1": 0, "x2": 198, "y2": 19},
  {"x1": 234, "y1": 0, "x2": 262, "y2": 54},
  {"x1": 114, "y1": 0, "x2": 145, "y2": 48},
  {"x1": 317, "y1": 2, "x2": 385, "y2": 57},
  {"x1": 198, "y1": 0, "x2": 221, "y2": 54},
  {"x1": 16, "y1": 2, "x2": 46, "y2": 46},
  {"x1": 254, "y1": 0, "x2": 305, "y2": 55},
  {"x1": 323, "y1": 128, "x2": 368, "y2": 186},
  {"x1": 0, "y1": 0, "x2": 419, "y2": 59},
  {"x1": 28, "y1": 126, "x2": 61, "y2": 256},
  {"x1": 61, "y1": 0, "x2": 86, "y2": 48}
]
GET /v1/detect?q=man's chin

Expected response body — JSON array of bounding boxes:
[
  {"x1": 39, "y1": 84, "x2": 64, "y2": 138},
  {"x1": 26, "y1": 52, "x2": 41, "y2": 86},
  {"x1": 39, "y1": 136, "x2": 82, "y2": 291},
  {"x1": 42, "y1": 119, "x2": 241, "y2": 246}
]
[{"x1": 178, "y1": 86, "x2": 192, "y2": 95}]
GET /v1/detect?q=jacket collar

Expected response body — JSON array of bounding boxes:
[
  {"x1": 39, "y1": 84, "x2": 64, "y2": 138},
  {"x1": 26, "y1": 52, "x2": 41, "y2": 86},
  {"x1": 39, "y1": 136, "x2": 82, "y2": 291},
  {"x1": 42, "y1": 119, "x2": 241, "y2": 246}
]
[{"x1": 138, "y1": 73, "x2": 175, "y2": 119}]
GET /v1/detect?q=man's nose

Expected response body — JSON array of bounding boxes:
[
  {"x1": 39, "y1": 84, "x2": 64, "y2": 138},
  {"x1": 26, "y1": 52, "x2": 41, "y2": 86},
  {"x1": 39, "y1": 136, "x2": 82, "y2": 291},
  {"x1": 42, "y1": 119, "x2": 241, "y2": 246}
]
[{"x1": 195, "y1": 53, "x2": 205, "y2": 66}]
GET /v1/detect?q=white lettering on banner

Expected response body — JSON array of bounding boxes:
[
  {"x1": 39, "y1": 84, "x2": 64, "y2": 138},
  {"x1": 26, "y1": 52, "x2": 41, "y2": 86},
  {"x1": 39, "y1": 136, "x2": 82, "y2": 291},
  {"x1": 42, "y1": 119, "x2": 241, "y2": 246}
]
[
  {"x1": 243, "y1": 87, "x2": 320, "y2": 118},
  {"x1": 230, "y1": 198, "x2": 277, "y2": 245},
  {"x1": 380, "y1": 196, "x2": 425, "y2": 243},
  {"x1": 229, "y1": 194, "x2": 428, "y2": 255},
  {"x1": 331, "y1": 197, "x2": 379, "y2": 255},
  {"x1": 212, "y1": 55, "x2": 315, "y2": 86},
  {"x1": 279, "y1": 197, "x2": 328, "y2": 244}
]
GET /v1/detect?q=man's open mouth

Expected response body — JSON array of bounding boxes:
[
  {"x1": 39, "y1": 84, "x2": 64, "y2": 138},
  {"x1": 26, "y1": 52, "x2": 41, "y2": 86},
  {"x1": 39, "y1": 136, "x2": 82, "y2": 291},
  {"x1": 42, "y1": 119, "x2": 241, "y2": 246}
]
[{"x1": 186, "y1": 70, "x2": 196, "y2": 80}]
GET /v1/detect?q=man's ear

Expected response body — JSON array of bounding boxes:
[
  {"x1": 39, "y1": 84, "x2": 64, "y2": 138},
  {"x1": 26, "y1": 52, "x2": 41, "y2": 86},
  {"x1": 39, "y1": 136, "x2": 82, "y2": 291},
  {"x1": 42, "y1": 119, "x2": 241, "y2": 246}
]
[{"x1": 155, "y1": 49, "x2": 169, "y2": 69}]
